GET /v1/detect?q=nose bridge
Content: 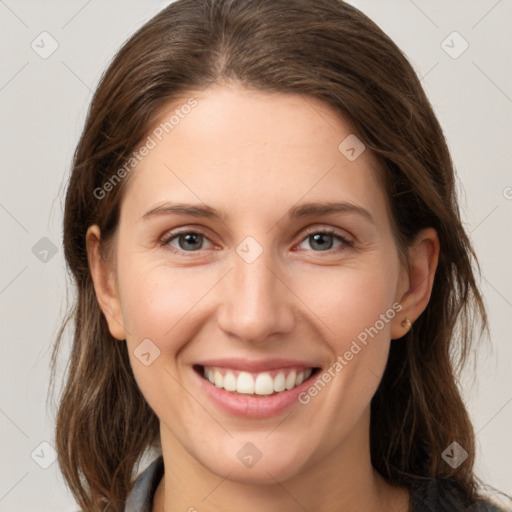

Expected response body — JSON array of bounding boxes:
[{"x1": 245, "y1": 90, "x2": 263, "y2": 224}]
[{"x1": 217, "y1": 238, "x2": 294, "y2": 343}]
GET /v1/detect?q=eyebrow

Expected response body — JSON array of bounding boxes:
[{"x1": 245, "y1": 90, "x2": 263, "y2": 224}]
[
  {"x1": 288, "y1": 201, "x2": 374, "y2": 224},
  {"x1": 141, "y1": 201, "x2": 374, "y2": 225}
]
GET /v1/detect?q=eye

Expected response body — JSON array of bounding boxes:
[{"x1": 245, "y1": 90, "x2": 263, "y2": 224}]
[
  {"x1": 160, "y1": 227, "x2": 353, "y2": 255},
  {"x1": 296, "y1": 229, "x2": 352, "y2": 253},
  {"x1": 162, "y1": 230, "x2": 213, "y2": 252}
]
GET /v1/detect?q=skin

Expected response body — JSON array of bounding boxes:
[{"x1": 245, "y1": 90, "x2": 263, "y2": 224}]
[{"x1": 87, "y1": 83, "x2": 439, "y2": 512}]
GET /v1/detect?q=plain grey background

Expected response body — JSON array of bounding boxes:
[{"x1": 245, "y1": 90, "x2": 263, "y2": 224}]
[{"x1": 0, "y1": 1, "x2": 511, "y2": 510}]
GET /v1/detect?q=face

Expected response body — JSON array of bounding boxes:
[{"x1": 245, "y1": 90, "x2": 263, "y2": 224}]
[{"x1": 93, "y1": 84, "x2": 417, "y2": 484}]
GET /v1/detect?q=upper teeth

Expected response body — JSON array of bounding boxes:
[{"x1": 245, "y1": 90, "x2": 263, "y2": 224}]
[{"x1": 203, "y1": 367, "x2": 313, "y2": 395}]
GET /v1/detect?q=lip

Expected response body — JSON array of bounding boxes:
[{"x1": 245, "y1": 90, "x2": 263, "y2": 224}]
[
  {"x1": 192, "y1": 362, "x2": 321, "y2": 418},
  {"x1": 195, "y1": 357, "x2": 320, "y2": 373}
]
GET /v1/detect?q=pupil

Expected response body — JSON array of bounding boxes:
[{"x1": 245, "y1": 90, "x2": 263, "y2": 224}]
[
  {"x1": 311, "y1": 233, "x2": 333, "y2": 251},
  {"x1": 180, "y1": 233, "x2": 201, "y2": 250}
]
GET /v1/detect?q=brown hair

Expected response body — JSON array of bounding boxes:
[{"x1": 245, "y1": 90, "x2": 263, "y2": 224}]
[{"x1": 49, "y1": 0, "x2": 492, "y2": 510}]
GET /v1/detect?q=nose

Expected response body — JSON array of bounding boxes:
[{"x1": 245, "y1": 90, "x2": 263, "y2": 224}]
[{"x1": 216, "y1": 244, "x2": 295, "y2": 345}]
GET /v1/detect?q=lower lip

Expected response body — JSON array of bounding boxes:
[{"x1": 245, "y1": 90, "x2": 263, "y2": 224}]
[{"x1": 193, "y1": 367, "x2": 318, "y2": 418}]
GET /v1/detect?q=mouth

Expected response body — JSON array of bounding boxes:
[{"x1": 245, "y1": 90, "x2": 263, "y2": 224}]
[{"x1": 193, "y1": 364, "x2": 321, "y2": 397}]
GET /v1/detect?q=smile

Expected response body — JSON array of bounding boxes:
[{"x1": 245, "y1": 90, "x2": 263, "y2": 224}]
[
  {"x1": 191, "y1": 359, "x2": 323, "y2": 418},
  {"x1": 199, "y1": 365, "x2": 318, "y2": 396}
]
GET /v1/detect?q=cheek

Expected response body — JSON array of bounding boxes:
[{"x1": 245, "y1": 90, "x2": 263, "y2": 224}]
[
  {"x1": 292, "y1": 258, "x2": 400, "y2": 413},
  {"x1": 293, "y1": 267, "x2": 398, "y2": 424},
  {"x1": 117, "y1": 249, "x2": 214, "y2": 340},
  {"x1": 116, "y1": 261, "x2": 213, "y2": 411},
  {"x1": 293, "y1": 259, "x2": 400, "y2": 346}
]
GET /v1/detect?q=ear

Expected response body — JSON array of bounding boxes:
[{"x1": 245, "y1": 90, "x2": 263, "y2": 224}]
[
  {"x1": 391, "y1": 227, "x2": 440, "y2": 340},
  {"x1": 86, "y1": 225, "x2": 127, "y2": 340}
]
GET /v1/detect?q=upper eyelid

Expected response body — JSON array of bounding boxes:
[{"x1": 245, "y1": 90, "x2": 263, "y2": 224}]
[
  {"x1": 300, "y1": 225, "x2": 353, "y2": 240},
  {"x1": 161, "y1": 228, "x2": 215, "y2": 247}
]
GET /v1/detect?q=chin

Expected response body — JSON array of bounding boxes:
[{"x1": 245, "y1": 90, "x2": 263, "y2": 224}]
[{"x1": 196, "y1": 437, "x2": 313, "y2": 485}]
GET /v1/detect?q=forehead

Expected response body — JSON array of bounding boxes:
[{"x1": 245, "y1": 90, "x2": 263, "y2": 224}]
[{"x1": 121, "y1": 84, "x2": 387, "y2": 224}]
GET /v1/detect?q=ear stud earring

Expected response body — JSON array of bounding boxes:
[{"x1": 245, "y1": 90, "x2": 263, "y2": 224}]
[{"x1": 401, "y1": 318, "x2": 412, "y2": 331}]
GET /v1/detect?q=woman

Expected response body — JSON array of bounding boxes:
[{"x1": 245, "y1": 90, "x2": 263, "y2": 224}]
[{"x1": 50, "y1": 0, "x2": 510, "y2": 510}]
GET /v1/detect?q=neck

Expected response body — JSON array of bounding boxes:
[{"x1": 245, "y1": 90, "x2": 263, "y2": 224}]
[{"x1": 152, "y1": 412, "x2": 409, "y2": 512}]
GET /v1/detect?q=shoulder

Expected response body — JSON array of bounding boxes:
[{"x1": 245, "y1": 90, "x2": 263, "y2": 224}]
[
  {"x1": 410, "y1": 477, "x2": 512, "y2": 512},
  {"x1": 123, "y1": 455, "x2": 164, "y2": 512}
]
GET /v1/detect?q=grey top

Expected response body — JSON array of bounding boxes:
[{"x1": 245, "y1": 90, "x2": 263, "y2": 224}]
[
  {"x1": 124, "y1": 456, "x2": 164, "y2": 512},
  {"x1": 123, "y1": 455, "x2": 509, "y2": 512}
]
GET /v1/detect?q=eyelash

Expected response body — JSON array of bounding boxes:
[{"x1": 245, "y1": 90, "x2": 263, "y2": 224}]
[{"x1": 159, "y1": 227, "x2": 354, "y2": 257}]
